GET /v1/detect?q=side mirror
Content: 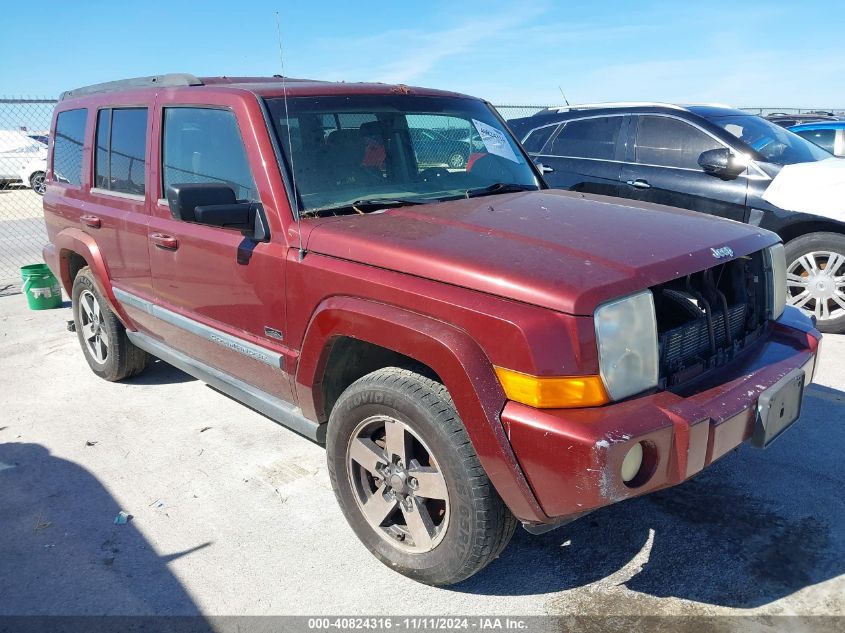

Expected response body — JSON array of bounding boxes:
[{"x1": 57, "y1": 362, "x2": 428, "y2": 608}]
[
  {"x1": 698, "y1": 148, "x2": 746, "y2": 178},
  {"x1": 166, "y1": 183, "x2": 269, "y2": 241}
]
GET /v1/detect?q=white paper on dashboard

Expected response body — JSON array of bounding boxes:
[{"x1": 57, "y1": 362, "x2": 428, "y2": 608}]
[
  {"x1": 761, "y1": 158, "x2": 845, "y2": 222},
  {"x1": 472, "y1": 119, "x2": 520, "y2": 163}
]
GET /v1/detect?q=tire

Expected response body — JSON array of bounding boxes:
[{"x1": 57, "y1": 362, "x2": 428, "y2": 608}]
[
  {"x1": 29, "y1": 171, "x2": 46, "y2": 195},
  {"x1": 326, "y1": 367, "x2": 517, "y2": 586},
  {"x1": 71, "y1": 267, "x2": 149, "y2": 381},
  {"x1": 784, "y1": 232, "x2": 845, "y2": 334},
  {"x1": 447, "y1": 152, "x2": 466, "y2": 169}
]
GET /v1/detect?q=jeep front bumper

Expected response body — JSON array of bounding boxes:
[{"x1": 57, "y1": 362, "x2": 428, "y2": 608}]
[{"x1": 503, "y1": 307, "x2": 821, "y2": 524}]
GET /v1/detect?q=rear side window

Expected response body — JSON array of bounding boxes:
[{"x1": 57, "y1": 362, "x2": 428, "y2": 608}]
[
  {"x1": 634, "y1": 116, "x2": 722, "y2": 169},
  {"x1": 522, "y1": 124, "x2": 558, "y2": 153},
  {"x1": 794, "y1": 129, "x2": 835, "y2": 153},
  {"x1": 162, "y1": 107, "x2": 257, "y2": 201},
  {"x1": 53, "y1": 109, "x2": 87, "y2": 186},
  {"x1": 549, "y1": 117, "x2": 622, "y2": 160},
  {"x1": 95, "y1": 107, "x2": 148, "y2": 195}
]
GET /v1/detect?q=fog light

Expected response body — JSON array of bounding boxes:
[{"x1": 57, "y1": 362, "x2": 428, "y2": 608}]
[{"x1": 621, "y1": 442, "x2": 644, "y2": 483}]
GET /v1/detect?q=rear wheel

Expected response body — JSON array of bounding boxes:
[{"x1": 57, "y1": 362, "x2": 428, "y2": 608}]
[
  {"x1": 784, "y1": 232, "x2": 845, "y2": 334},
  {"x1": 29, "y1": 171, "x2": 46, "y2": 195},
  {"x1": 326, "y1": 367, "x2": 517, "y2": 585},
  {"x1": 71, "y1": 267, "x2": 148, "y2": 381}
]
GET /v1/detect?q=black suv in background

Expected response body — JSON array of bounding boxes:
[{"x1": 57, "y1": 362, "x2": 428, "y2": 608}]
[{"x1": 508, "y1": 103, "x2": 845, "y2": 333}]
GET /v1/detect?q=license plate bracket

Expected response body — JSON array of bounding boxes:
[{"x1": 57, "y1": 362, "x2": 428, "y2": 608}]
[{"x1": 752, "y1": 368, "x2": 805, "y2": 449}]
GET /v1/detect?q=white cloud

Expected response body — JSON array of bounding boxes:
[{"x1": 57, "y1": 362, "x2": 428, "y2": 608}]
[{"x1": 314, "y1": 7, "x2": 547, "y2": 85}]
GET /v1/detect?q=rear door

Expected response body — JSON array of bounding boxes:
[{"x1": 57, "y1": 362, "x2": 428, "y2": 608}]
[
  {"x1": 619, "y1": 114, "x2": 749, "y2": 223},
  {"x1": 87, "y1": 106, "x2": 154, "y2": 295},
  {"x1": 531, "y1": 115, "x2": 627, "y2": 197}
]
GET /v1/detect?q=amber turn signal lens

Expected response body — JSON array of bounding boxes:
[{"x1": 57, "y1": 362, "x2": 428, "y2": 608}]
[{"x1": 494, "y1": 367, "x2": 609, "y2": 409}]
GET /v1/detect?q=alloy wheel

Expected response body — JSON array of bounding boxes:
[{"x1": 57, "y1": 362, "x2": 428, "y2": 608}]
[
  {"x1": 30, "y1": 172, "x2": 46, "y2": 195},
  {"x1": 448, "y1": 153, "x2": 466, "y2": 169},
  {"x1": 786, "y1": 250, "x2": 845, "y2": 323},
  {"x1": 346, "y1": 415, "x2": 450, "y2": 553},
  {"x1": 79, "y1": 289, "x2": 109, "y2": 363}
]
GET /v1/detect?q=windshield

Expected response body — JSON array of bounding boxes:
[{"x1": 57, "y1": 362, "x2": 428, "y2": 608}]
[
  {"x1": 265, "y1": 95, "x2": 539, "y2": 213},
  {"x1": 707, "y1": 114, "x2": 831, "y2": 165}
]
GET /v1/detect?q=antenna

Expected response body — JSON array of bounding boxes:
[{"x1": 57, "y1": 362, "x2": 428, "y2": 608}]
[
  {"x1": 275, "y1": 11, "x2": 305, "y2": 260},
  {"x1": 558, "y1": 86, "x2": 570, "y2": 107}
]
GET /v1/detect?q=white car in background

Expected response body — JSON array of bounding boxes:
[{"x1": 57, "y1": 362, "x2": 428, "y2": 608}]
[
  {"x1": 18, "y1": 155, "x2": 48, "y2": 195},
  {"x1": 0, "y1": 130, "x2": 48, "y2": 193}
]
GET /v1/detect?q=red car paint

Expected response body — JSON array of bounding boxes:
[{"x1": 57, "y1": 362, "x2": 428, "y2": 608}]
[{"x1": 42, "y1": 77, "x2": 820, "y2": 527}]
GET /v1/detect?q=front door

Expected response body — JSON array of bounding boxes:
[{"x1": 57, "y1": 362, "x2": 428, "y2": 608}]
[
  {"x1": 619, "y1": 114, "x2": 749, "y2": 223},
  {"x1": 145, "y1": 97, "x2": 295, "y2": 403}
]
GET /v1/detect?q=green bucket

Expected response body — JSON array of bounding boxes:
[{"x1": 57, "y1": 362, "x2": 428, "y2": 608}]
[{"x1": 21, "y1": 263, "x2": 63, "y2": 310}]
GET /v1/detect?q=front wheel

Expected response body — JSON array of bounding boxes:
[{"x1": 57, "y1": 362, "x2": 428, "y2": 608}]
[
  {"x1": 326, "y1": 368, "x2": 517, "y2": 585},
  {"x1": 784, "y1": 232, "x2": 845, "y2": 334}
]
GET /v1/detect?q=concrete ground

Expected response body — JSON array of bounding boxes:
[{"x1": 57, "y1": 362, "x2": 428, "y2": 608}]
[{"x1": 0, "y1": 293, "x2": 843, "y2": 618}]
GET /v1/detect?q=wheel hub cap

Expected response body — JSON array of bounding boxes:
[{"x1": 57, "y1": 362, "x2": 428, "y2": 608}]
[{"x1": 387, "y1": 470, "x2": 407, "y2": 494}]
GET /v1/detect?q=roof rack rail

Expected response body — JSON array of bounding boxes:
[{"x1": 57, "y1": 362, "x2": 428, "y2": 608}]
[
  {"x1": 60, "y1": 74, "x2": 203, "y2": 100},
  {"x1": 542, "y1": 101, "x2": 686, "y2": 114}
]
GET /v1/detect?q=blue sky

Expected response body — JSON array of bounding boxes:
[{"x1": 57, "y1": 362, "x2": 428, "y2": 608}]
[{"x1": 3, "y1": 0, "x2": 844, "y2": 107}]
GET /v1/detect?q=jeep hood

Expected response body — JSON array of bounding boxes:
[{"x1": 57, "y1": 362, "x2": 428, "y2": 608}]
[{"x1": 305, "y1": 190, "x2": 777, "y2": 315}]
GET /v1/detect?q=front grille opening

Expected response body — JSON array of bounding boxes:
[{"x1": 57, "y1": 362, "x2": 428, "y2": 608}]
[{"x1": 652, "y1": 251, "x2": 769, "y2": 389}]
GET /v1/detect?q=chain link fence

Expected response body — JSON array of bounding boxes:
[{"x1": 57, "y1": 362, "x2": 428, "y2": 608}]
[
  {"x1": 1, "y1": 97, "x2": 843, "y2": 296},
  {"x1": 0, "y1": 98, "x2": 56, "y2": 294}
]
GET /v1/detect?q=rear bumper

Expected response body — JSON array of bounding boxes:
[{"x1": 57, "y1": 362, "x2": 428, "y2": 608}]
[{"x1": 504, "y1": 307, "x2": 821, "y2": 524}]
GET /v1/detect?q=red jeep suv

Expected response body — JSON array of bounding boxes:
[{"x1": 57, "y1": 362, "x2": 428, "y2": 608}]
[{"x1": 42, "y1": 74, "x2": 820, "y2": 585}]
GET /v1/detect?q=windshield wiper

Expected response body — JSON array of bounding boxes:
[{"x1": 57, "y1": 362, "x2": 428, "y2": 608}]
[
  {"x1": 301, "y1": 198, "x2": 428, "y2": 218},
  {"x1": 463, "y1": 182, "x2": 539, "y2": 199}
]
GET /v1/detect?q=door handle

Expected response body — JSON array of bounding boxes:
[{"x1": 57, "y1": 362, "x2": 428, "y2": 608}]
[
  {"x1": 80, "y1": 214, "x2": 101, "y2": 228},
  {"x1": 150, "y1": 233, "x2": 179, "y2": 250},
  {"x1": 625, "y1": 179, "x2": 651, "y2": 189},
  {"x1": 535, "y1": 162, "x2": 555, "y2": 174}
]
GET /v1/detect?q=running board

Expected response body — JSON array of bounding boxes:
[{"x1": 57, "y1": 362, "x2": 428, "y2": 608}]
[{"x1": 127, "y1": 331, "x2": 326, "y2": 443}]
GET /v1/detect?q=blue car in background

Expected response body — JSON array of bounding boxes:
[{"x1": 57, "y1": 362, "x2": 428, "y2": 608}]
[{"x1": 789, "y1": 121, "x2": 845, "y2": 157}]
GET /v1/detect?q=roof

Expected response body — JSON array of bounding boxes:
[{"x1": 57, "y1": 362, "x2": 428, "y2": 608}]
[
  {"x1": 788, "y1": 120, "x2": 845, "y2": 130},
  {"x1": 59, "y1": 73, "x2": 471, "y2": 102},
  {"x1": 524, "y1": 102, "x2": 749, "y2": 120},
  {"x1": 540, "y1": 101, "x2": 687, "y2": 113},
  {"x1": 508, "y1": 103, "x2": 751, "y2": 127}
]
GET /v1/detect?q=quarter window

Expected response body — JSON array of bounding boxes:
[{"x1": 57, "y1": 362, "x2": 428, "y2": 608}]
[
  {"x1": 162, "y1": 107, "x2": 257, "y2": 201},
  {"x1": 95, "y1": 107, "x2": 148, "y2": 195},
  {"x1": 794, "y1": 129, "x2": 835, "y2": 154},
  {"x1": 634, "y1": 116, "x2": 722, "y2": 170},
  {"x1": 53, "y1": 109, "x2": 87, "y2": 186},
  {"x1": 549, "y1": 117, "x2": 622, "y2": 160}
]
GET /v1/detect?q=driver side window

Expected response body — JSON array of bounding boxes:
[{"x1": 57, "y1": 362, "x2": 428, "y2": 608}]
[
  {"x1": 634, "y1": 116, "x2": 722, "y2": 170},
  {"x1": 162, "y1": 107, "x2": 258, "y2": 202}
]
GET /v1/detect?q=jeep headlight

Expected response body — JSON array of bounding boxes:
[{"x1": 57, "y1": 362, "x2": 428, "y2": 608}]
[
  {"x1": 765, "y1": 243, "x2": 786, "y2": 321},
  {"x1": 594, "y1": 290, "x2": 659, "y2": 401}
]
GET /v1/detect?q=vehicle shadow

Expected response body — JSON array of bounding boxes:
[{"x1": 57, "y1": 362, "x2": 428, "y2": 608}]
[
  {"x1": 453, "y1": 383, "x2": 845, "y2": 609},
  {"x1": 0, "y1": 442, "x2": 209, "y2": 616},
  {"x1": 123, "y1": 358, "x2": 196, "y2": 385}
]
